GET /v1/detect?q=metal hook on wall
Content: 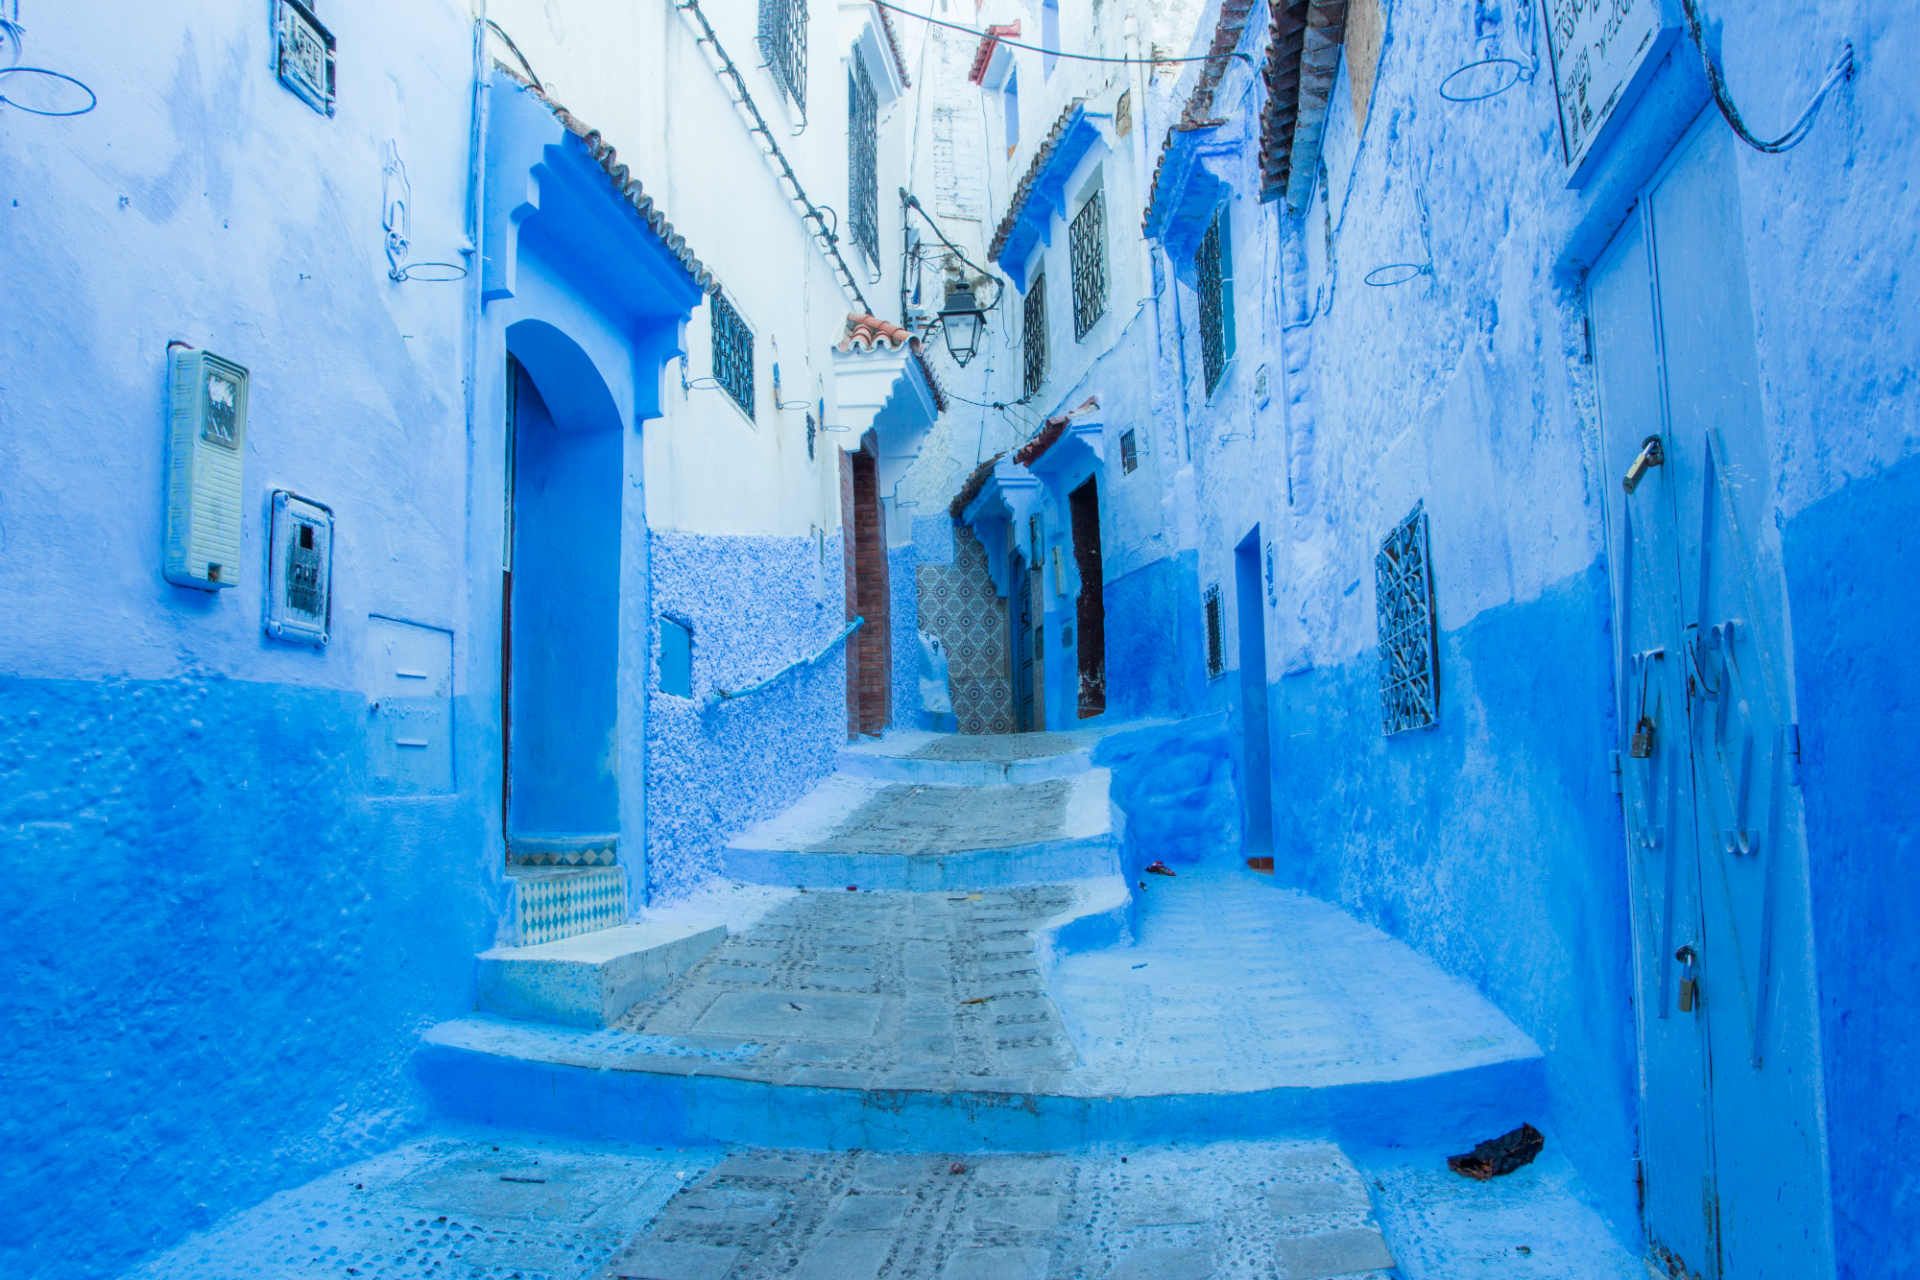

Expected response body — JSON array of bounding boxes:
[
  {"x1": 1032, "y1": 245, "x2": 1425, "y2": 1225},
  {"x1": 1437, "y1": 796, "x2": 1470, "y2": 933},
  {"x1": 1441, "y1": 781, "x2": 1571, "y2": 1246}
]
[
  {"x1": 382, "y1": 140, "x2": 468, "y2": 284},
  {"x1": 1438, "y1": 0, "x2": 1537, "y2": 103},
  {"x1": 0, "y1": 2, "x2": 99, "y2": 117}
]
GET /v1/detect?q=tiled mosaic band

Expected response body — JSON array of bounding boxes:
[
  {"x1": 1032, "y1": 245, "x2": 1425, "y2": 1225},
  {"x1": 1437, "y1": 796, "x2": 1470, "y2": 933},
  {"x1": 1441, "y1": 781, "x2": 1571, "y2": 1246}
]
[{"x1": 512, "y1": 866, "x2": 627, "y2": 946}]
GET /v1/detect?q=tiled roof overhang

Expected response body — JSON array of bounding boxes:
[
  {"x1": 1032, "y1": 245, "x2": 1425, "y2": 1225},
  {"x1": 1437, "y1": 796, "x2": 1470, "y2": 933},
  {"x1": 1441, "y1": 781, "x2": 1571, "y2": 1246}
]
[
  {"x1": 1141, "y1": 0, "x2": 1260, "y2": 235},
  {"x1": 837, "y1": 312, "x2": 948, "y2": 414},
  {"x1": 493, "y1": 65, "x2": 715, "y2": 294},
  {"x1": 987, "y1": 100, "x2": 1103, "y2": 290},
  {"x1": 1260, "y1": 0, "x2": 1350, "y2": 207},
  {"x1": 949, "y1": 451, "x2": 1007, "y2": 518},
  {"x1": 968, "y1": 22, "x2": 1020, "y2": 84},
  {"x1": 872, "y1": 2, "x2": 912, "y2": 88}
]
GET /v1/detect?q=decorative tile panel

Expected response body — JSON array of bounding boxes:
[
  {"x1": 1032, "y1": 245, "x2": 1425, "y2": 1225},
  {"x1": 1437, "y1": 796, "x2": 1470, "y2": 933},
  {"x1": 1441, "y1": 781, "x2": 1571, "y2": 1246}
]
[
  {"x1": 915, "y1": 523, "x2": 1014, "y2": 734},
  {"x1": 512, "y1": 867, "x2": 626, "y2": 946}
]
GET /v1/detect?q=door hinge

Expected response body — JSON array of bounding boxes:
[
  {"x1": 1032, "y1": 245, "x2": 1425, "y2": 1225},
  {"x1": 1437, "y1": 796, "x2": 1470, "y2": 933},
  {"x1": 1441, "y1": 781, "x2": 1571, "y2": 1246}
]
[
  {"x1": 1787, "y1": 721, "x2": 1803, "y2": 787},
  {"x1": 1582, "y1": 315, "x2": 1595, "y2": 363},
  {"x1": 1610, "y1": 748, "x2": 1624, "y2": 795}
]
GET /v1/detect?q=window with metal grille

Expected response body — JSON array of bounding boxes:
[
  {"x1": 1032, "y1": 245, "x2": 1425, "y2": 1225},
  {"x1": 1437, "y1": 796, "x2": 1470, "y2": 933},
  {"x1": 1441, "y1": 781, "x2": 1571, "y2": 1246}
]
[
  {"x1": 1204, "y1": 584, "x2": 1225, "y2": 678},
  {"x1": 1070, "y1": 184, "x2": 1108, "y2": 340},
  {"x1": 711, "y1": 291, "x2": 755, "y2": 418},
  {"x1": 1023, "y1": 272, "x2": 1048, "y2": 398},
  {"x1": 757, "y1": 0, "x2": 808, "y2": 111},
  {"x1": 849, "y1": 58, "x2": 880, "y2": 267},
  {"x1": 1376, "y1": 503, "x2": 1439, "y2": 734},
  {"x1": 1119, "y1": 428, "x2": 1138, "y2": 474},
  {"x1": 1196, "y1": 206, "x2": 1233, "y2": 395}
]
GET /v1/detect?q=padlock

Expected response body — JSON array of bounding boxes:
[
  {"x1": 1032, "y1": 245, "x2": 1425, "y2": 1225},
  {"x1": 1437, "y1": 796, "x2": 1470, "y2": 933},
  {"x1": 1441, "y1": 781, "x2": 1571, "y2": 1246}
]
[
  {"x1": 1630, "y1": 716, "x2": 1656, "y2": 759},
  {"x1": 1675, "y1": 945, "x2": 1699, "y2": 1014}
]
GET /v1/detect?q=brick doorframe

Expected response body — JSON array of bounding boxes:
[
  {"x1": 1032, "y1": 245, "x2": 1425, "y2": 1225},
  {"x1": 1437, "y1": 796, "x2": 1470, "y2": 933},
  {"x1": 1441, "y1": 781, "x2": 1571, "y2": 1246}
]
[{"x1": 843, "y1": 446, "x2": 891, "y2": 737}]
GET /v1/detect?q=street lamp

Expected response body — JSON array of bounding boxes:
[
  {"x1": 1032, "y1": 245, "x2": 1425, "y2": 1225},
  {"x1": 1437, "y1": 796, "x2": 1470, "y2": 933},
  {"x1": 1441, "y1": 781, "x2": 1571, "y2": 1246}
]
[{"x1": 937, "y1": 284, "x2": 987, "y2": 367}]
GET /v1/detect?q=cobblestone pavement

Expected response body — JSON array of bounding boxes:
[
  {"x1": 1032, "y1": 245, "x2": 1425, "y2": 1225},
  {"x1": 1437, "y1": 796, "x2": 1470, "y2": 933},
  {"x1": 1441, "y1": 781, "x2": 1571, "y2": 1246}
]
[
  {"x1": 903, "y1": 732, "x2": 1089, "y2": 762},
  {"x1": 128, "y1": 1135, "x2": 1411, "y2": 1279},
  {"x1": 610, "y1": 886, "x2": 1082, "y2": 1087},
  {"x1": 808, "y1": 779, "x2": 1077, "y2": 854},
  {"x1": 601, "y1": 1142, "x2": 1394, "y2": 1280}
]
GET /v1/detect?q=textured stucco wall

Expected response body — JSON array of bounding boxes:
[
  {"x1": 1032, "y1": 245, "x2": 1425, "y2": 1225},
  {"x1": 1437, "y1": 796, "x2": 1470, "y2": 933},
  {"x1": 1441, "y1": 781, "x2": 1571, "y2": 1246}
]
[
  {"x1": 644, "y1": 531, "x2": 850, "y2": 900},
  {"x1": 0, "y1": 6, "x2": 486, "y2": 1279}
]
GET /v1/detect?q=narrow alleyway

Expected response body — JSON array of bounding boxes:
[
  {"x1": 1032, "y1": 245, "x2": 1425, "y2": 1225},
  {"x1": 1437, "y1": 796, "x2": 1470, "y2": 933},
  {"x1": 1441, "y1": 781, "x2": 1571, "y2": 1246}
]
[{"x1": 131, "y1": 731, "x2": 1634, "y2": 1278}]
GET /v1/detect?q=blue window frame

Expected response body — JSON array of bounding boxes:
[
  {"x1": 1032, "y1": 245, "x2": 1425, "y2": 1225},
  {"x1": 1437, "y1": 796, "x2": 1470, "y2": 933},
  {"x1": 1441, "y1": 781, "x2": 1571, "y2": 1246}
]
[{"x1": 1376, "y1": 503, "x2": 1439, "y2": 734}]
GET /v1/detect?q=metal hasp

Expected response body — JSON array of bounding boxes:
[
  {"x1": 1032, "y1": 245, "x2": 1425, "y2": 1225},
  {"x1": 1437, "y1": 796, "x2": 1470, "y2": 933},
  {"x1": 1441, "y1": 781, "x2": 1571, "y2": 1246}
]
[
  {"x1": 1622, "y1": 433, "x2": 1666, "y2": 492},
  {"x1": 1376, "y1": 502, "x2": 1439, "y2": 734}
]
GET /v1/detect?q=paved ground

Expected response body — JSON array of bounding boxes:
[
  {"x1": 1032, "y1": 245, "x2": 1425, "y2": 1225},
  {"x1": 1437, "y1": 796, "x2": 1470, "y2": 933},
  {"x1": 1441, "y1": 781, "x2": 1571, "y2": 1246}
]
[
  {"x1": 903, "y1": 732, "x2": 1088, "y2": 762},
  {"x1": 611, "y1": 885, "x2": 1082, "y2": 1085},
  {"x1": 1052, "y1": 867, "x2": 1541, "y2": 1094},
  {"x1": 729, "y1": 772, "x2": 1109, "y2": 859},
  {"x1": 447, "y1": 868, "x2": 1536, "y2": 1098},
  {"x1": 125, "y1": 1133, "x2": 1640, "y2": 1279}
]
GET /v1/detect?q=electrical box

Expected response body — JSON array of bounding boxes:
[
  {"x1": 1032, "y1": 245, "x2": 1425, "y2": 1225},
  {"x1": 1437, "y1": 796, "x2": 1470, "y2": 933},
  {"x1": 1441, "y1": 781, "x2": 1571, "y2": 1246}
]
[
  {"x1": 265, "y1": 490, "x2": 333, "y2": 645},
  {"x1": 164, "y1": 347, "x2": 249, "y2": 591}
]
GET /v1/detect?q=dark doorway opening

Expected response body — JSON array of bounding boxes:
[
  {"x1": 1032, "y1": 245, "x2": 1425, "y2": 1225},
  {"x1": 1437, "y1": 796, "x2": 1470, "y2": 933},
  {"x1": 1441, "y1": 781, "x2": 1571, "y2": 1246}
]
[
  {"x1": 1069, "y1": 477, "x2": 1106, "y2": 718},
  {"x1": 1234, "y1": 528, "x2": 1273, "y2": 855},
  {"x1": 844, "y1": 447, "x2": 891, "y2": 737}
]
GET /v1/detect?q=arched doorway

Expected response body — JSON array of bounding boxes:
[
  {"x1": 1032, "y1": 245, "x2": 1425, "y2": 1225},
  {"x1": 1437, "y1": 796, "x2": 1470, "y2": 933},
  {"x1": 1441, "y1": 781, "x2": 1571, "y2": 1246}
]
[{"x1": 502, "y1": 322, "x2": 624, "y2": 858}]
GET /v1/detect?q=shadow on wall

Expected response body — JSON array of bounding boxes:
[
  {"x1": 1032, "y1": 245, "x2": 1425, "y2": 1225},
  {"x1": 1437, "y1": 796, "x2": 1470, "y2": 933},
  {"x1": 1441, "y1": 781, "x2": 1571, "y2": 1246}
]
[{"x1": 1095, "y1": 713, "x2": 1243, "y2": 882}]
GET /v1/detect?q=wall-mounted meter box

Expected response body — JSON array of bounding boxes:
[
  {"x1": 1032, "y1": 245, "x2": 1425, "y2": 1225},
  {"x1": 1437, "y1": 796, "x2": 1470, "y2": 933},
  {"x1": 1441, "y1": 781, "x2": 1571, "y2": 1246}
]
[
  {"x1": 164, "y1": 347, "x2": 249, "y2": 590},
  {"x1": 266, "y1": 490, "x2": 333, "y2": 645}
]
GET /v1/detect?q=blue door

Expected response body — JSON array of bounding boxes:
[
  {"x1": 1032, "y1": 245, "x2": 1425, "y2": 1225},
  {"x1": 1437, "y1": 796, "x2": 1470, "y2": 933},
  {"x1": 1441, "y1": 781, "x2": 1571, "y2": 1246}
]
[{"x1": 1590, "y1": 117, "x2": 1835, "y2": 1279}]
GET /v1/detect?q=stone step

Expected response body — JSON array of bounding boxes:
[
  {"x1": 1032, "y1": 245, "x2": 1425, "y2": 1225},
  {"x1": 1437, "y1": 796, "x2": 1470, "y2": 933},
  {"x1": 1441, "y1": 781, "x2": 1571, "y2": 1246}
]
[
  {"x1": 723, "y1": 770, "x2": 1116, "y2": 891},
  {"x1": 476, "y1": 920, "x2": 727, "y2": 1028},
  {"x1": 421, "y1": 870, "x2": 1547, "y2": 1157},
  {"x1": 837, "y1": 730, "x2": 1099, "y2": 786}
]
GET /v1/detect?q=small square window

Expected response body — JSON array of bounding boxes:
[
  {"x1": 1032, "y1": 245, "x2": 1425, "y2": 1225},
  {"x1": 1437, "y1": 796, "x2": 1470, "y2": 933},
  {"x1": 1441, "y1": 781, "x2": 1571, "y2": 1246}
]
[
  {"x1": 711, "y1": 291, "x2": 755, "y2": 418},
  {"x1": 1119, "y1": 428, "x2": 1138, "y2": 474},
  {"x1": 660, "y1": 617, "x2": 693, "y2": 698}
]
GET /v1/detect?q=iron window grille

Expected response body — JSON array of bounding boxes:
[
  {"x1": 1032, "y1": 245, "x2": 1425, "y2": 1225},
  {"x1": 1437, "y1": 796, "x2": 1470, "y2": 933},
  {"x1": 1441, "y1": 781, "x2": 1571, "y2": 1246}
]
[
  {"x1": 757, "y1": 0, "x2": 807, "y2": 112},
  {"x1": 711, "y1": 291, "x2": 755, "y2": 418},
  {"x1": 1376, "y1": 502, "x2": 1440, "y2": 735},
  {"x1": 849, "y1": 58, "x2": 880, "y2": 268},
  {"x1": 1119, "y1": 428, "x2": 1138, "y2": 474},
  {"x1": 1196, "y1": 206, "x2": 1232, "y2": 396},
  {"x1": 1069, "y1": 185, "x2": 1109, "y2": 339},
  {"x1": 1023, "y1": 273, "x2": 1048, "y2": 399},
  {"x1": 1204, "y1": 584, "x2": 1225, "y2": 678}
]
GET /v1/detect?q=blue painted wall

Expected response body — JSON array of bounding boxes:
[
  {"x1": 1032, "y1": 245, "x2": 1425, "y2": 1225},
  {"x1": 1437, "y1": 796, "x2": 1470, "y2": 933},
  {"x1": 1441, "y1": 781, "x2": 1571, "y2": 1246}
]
[
  {"x1": 643, "y1": 530, "x2": 850, "y2": 900},
  {"x1": 0, "y1": 5, "x2": 487, "y2": 1278},
  {"x1": 1784, "y1": 454, "x2": 1920, "y2": 1277}
]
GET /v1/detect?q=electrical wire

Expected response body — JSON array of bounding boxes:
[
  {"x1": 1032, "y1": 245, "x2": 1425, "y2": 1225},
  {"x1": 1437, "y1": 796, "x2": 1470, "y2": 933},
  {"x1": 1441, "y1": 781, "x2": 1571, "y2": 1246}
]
[
  {"x1": 871, "y1": 0, "x2": 1218, "y2": 66},
  {"x1": 485, "y1": 18, "x2": 542, "y2": 91},
  {"x1": 1680, "y1": 0, "x2": 1853, "y2": 154}
]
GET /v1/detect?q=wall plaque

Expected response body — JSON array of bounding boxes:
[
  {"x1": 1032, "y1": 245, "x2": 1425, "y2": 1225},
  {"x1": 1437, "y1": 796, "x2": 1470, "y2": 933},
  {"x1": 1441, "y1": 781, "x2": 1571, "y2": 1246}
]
[{"x1": 1542, "y1": 0, "x2": 1678, "y2": 175}]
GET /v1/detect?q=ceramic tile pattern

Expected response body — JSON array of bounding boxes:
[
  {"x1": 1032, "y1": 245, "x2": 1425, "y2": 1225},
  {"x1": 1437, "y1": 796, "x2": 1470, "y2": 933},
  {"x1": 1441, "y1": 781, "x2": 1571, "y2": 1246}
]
[
  {"x1": 915, "y1": 524, "x2": 1013, "y2": 734},
  {"x1": 514, "y1": 866, "x2": 628, "y2": 946}
]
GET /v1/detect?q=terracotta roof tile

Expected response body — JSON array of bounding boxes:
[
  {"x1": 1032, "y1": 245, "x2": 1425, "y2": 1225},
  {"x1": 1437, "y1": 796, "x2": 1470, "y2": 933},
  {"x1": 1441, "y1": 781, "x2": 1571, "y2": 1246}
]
[
  {"x1": 968, "y1": 22, "x2": 1020, "y2": 85},
  {"x1": 987, "y1": 98, "x2": 1089, "y2": 263},
  {"x1": 1260, "y1": 0, "x2": 1349, "y2": 203},
  {"x1": 1012, "y1": 396, "x2": 1097, "y2": 467},
  {"x1": 838, "y1": 313, "x2": 949, "y2": 414},
  {"x1": 949, "y1": 450, "x2": 1007, "y2": 518},
  {"x1": 840, "y1": 312, "x2": 916, "y2": 351},
  {"x1": 1141, "y1": 0, "x2": 1260, "y2": 232},
  {"x1": 873, "y1": 2, "x2": 912, "y2": 88},
  {"x1": 498, "y1": 65, "x2": 716, "y2": 292}
]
